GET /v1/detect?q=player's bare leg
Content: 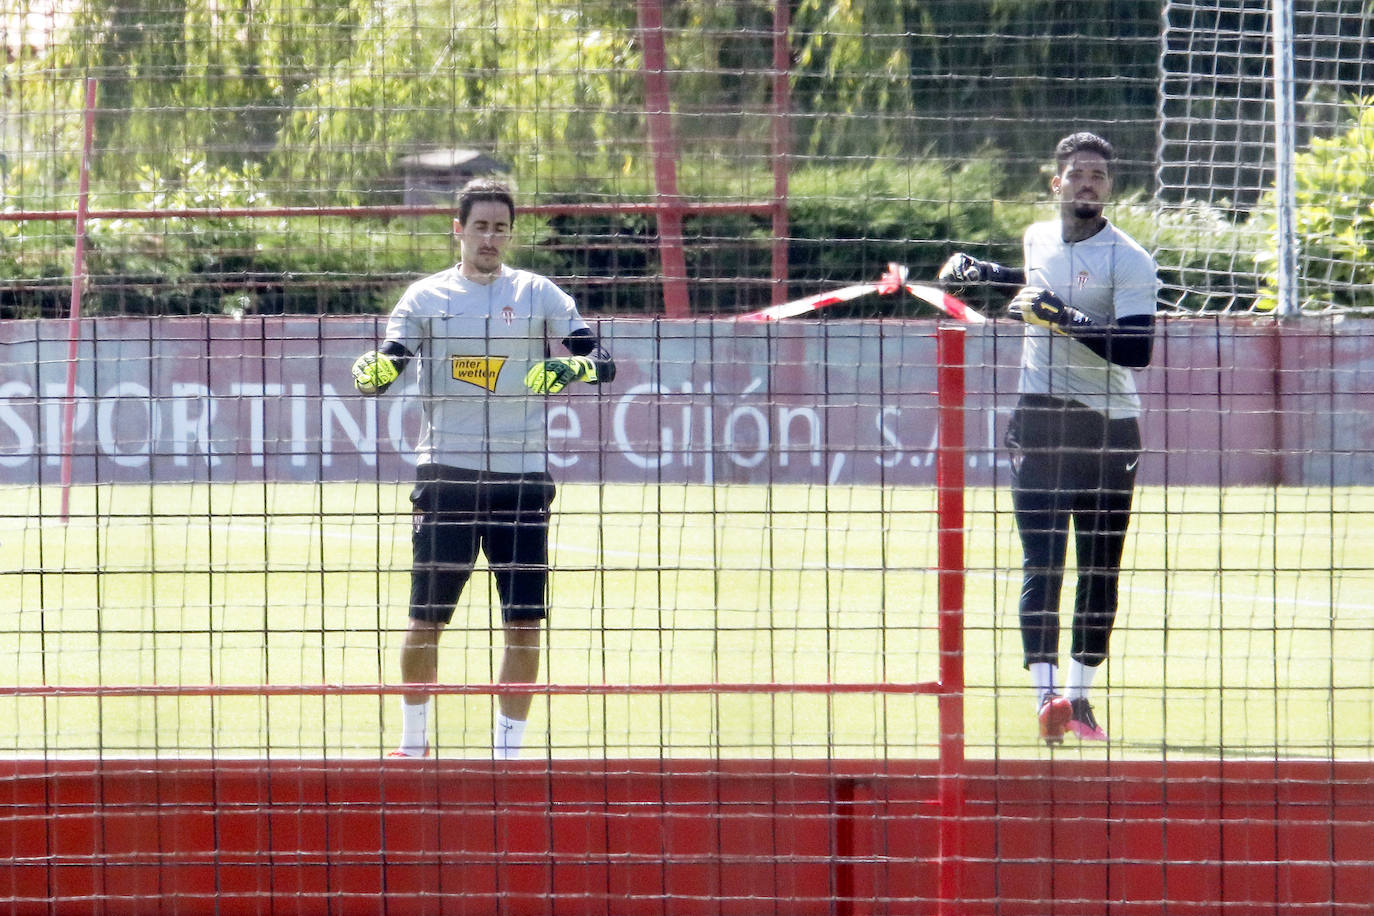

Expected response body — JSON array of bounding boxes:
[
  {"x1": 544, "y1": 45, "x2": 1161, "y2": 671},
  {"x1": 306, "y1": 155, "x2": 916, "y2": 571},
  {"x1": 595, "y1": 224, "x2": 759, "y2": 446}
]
[
  {"x1": 494, "y1": 619, "x2": 542, "y2": 758},
  {"x1": 391, "y1": 619, "x2": 445, "y2": 757},
  {"x1": 399, "y1": 618, "x2": 445, "y2": 698}
]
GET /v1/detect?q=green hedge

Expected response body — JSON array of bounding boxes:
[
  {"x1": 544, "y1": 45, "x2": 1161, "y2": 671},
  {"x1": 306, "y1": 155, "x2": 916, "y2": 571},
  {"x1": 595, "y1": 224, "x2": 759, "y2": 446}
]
[{"x1": 1, "y1": 154, "x2": 1263, "y2": 319}]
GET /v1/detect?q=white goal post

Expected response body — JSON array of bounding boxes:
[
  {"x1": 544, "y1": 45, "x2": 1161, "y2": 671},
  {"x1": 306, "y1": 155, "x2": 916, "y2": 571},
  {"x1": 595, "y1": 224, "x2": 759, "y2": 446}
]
[{"x1": 1156, "y1": 0, "x2": 1373, "y2": 315}]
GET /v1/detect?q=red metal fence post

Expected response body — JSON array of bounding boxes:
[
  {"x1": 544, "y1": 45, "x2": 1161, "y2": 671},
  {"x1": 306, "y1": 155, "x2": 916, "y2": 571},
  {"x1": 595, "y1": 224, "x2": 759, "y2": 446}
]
[
  {"x1": 770, "y1": 0, "x2": 792, "y2": 306},
  {"x1": 59, "y1": 76, "x2": 98, "y2": 523},
  {"x1": 635, "y1": 0, "x2": 691, "y2": 317},
  {"x1": 935, "y1": 325, "x2": 968, "y2": 914}
]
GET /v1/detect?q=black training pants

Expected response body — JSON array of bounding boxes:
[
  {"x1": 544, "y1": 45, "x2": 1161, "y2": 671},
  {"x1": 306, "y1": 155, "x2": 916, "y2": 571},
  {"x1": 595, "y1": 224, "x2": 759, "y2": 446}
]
[{"x1": 1006, "y1": 394, "x2": 1141, "y2": 669}]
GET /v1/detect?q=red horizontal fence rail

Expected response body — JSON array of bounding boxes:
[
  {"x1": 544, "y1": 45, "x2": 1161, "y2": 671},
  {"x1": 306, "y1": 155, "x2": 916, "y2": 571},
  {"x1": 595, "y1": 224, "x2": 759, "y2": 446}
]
[
  {"x1": 0, "y1": 201, "x2": 776, "y2": 223},
  {"x1": 3, "y1": 681, "x2": 946, "y2": 698},
  {"x1": 3, "y1": 758, "x2": 1368, "y2": 915}
]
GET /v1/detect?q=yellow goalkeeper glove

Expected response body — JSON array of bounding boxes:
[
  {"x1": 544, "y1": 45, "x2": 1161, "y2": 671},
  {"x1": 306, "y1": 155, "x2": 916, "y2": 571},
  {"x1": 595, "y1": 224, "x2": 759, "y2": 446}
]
[
  {"x1": 352, "y1": 350, "x2": 400, "y2": 395},
  {"x1": 1010, "y1": 286, "x2": 1092, "y2": 333},
  {"x1": 524, "y1": 356, "x2": 598, "y2": 394}
]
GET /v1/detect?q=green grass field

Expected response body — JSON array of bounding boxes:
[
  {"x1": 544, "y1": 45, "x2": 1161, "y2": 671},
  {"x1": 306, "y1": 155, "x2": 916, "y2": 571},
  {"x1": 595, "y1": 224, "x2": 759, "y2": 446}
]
[{"x1": 2, "y1": 482, "x2": 1371, "y2": 760}]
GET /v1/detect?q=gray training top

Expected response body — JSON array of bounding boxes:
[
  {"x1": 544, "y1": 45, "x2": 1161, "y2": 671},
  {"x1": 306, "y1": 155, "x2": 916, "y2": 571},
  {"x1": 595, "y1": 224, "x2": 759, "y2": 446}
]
[
  {"x1": 383, "y1": 264, "x2": 590, "y2": 473},
  {"x1": 1019, "y1": 218, "x2": 1159, "y2": 419}
]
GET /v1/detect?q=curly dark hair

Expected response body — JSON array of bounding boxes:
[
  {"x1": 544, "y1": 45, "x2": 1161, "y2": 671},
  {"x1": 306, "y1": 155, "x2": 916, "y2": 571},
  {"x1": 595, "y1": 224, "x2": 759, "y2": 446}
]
[{"x1": 1053, "y1": 132, "x2": 1115, "y2": 175}]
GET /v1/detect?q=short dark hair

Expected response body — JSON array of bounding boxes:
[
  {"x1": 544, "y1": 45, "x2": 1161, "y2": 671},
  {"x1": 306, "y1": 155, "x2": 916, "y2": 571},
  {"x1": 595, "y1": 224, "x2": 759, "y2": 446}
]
[
  {"x1": 457, "y1": 177, "x2": 516, "y2": 225},
  {"x1": 1054, "y1": 132, "x2": 1114, "y2": 174}
]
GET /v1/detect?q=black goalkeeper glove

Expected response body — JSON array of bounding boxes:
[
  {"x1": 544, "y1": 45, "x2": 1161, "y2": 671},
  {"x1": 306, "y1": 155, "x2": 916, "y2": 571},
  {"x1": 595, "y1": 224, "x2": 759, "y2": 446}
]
[
  {"x1": 938, "y1": 252, "x2": 1017, "y2": 288},
  {"x1": 524, "y1": 356, "x2": 598, "y2": 394},
  {"x1": 1010, "y1": 286, "x2": 1094, "y2": 333}
]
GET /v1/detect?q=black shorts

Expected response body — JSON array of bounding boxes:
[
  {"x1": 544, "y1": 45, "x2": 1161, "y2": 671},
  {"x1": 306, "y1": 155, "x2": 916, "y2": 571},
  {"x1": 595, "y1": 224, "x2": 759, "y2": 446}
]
[{"x1": 408, "y1": 464, "x2": 557, "y2": 625}]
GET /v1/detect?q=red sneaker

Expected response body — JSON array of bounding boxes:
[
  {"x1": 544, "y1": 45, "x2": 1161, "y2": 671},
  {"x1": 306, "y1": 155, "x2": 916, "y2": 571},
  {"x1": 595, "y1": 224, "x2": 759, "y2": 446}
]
[
  {"x1": 386, "y1": 743, "x2": 429, "y2": 758},
  {"x1": 1038, "y1": 694, "x2": 1073, "y2": 746}
]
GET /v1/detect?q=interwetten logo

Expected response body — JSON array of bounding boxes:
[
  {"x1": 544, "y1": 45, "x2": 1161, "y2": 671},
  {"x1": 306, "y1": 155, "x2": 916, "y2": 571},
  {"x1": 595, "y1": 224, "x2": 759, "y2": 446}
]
[{"x1": 451, "y1": 355, "x2": 506, "y2": 391}]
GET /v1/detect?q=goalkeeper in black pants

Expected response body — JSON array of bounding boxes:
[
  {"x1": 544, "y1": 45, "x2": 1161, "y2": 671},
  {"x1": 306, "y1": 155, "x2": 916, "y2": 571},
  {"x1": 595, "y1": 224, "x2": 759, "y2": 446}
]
[
  {"x1": 939, "y1": 131, "x2": 1158, "y2": 745},
  {"x1": 352, "y1": 178, "x2": 615, "y2": 759}
]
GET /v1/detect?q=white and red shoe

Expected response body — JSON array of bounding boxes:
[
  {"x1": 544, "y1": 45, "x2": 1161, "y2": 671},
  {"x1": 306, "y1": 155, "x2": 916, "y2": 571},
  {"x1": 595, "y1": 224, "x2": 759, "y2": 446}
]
[{"x1": 386, "y1": 743, "x2": 430, "y2": 759}]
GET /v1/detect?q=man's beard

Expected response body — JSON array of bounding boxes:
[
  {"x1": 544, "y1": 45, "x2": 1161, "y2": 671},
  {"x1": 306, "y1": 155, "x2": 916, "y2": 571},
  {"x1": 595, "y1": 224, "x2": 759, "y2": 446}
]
[{"x1": 1072, "y1": 200, "x2": 1102, "y2": 219}]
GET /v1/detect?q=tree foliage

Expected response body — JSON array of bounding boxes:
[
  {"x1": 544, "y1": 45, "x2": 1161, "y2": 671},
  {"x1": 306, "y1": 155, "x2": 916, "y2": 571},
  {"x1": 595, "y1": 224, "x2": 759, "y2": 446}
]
[
  {"x1": 789, "y1": 0, "x2": 1160, "y2": 170},
  {"x1": 7, "y1": 0, "x2": 1174, "y2": 202},
  {"x1": 1254, "y1": 98, "x2": 1374, "y2": 314},
  {"x1": 274, "y1": 1, "x2": 642, "y2": 204},
  {"x1": 6, "y1": 0, "x2": 1347, "y2": 317},
  {"x1": 12, "y1": 0, "x2": 359, "y2": 194}
]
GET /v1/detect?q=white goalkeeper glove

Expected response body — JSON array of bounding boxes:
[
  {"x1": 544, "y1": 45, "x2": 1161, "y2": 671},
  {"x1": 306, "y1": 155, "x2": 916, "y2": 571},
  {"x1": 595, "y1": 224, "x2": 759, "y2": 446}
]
[
  {"x1": 352, "y1": 350, "x2": 400, "y2": 395},
  {"x1": 524, "y1": 356, "x2": 598, "y2": 394}
]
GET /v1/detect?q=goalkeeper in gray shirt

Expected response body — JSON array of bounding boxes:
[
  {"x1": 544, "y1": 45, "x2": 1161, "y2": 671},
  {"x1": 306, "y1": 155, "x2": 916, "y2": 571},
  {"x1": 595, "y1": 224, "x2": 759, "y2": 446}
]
[
  {"x1": 352, "y1": 178, "x2": 615, "y2": 759},
  {"x1": 939, "y1": 132, "x2": 1158, "y2": 746}
]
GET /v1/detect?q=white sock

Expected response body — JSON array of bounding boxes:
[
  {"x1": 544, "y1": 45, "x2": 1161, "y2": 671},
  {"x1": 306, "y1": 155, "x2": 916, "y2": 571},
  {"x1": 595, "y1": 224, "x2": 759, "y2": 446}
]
[
  {"x1": 397, "y1": 699, "x2": 430, "y2": 756},
  {"x1": 1066, "y1": 659, "x2": 1098, "y2": 701},
  {"x1": 494, "y1": 712, "x2": 527, "y2": 759},
  {"x1": 1030, "y1": 662, "x2": 1058, "y2": 708}
]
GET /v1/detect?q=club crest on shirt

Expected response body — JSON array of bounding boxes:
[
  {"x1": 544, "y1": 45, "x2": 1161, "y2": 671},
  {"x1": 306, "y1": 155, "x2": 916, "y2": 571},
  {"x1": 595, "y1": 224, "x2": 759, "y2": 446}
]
[
  {"x1": 501, "y1": 306, "x2": 515, "y2": 325},
  {"x1": 450, "y1": 355, "x2": 506, "y2": 391},
  {"x1": 1076, "y1": 270, "x2": 1090, "y2": 290}
]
